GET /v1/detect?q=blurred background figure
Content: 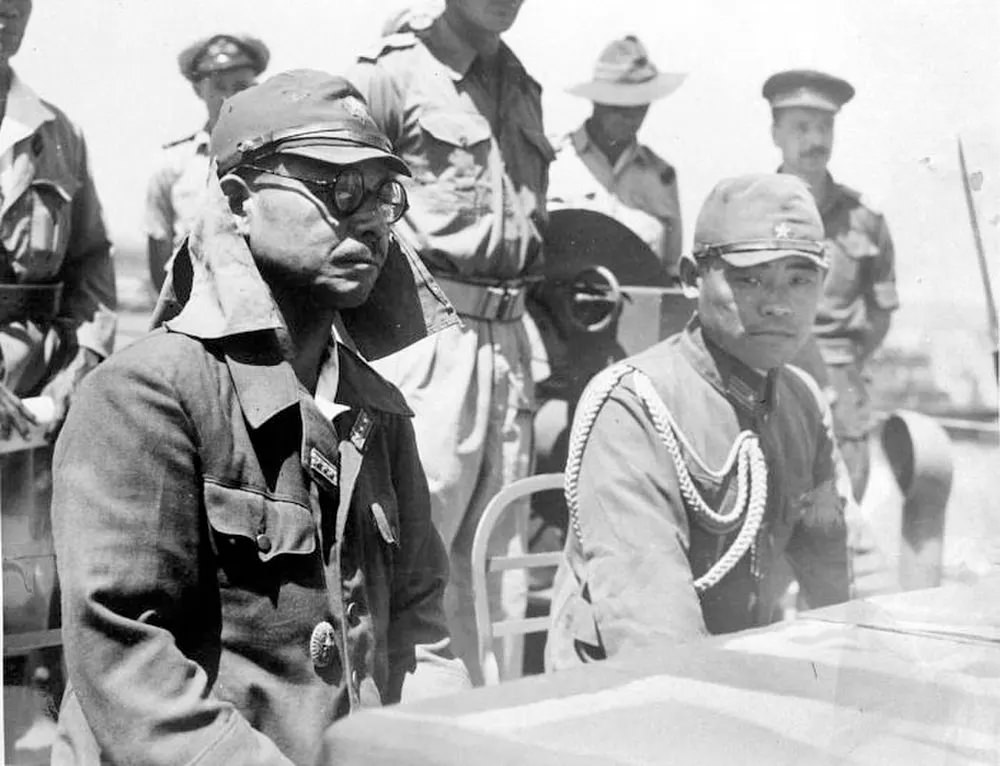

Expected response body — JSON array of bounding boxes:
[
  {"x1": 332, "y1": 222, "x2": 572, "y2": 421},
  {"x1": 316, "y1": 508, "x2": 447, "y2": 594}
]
[
  {"x1": 764, "y1": 69, "x2": 898, "y2": 503},
  {"x1": 0, "y1": 0, "x2": 116, "y2": 758},
  {"x1": 550, "y1": 35, "x2": 686, "y2": 281},
  {"x1": 350, "y1": 0, "x2": 551, "y2": 685},
  {"x1": 144, "y1": 33, "x2": 268, "y2": 292}
]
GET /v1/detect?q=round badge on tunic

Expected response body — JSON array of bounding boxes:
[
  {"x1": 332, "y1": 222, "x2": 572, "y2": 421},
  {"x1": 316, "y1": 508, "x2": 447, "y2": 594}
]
[{"x1": 310, "y1": 621, "x2": 337, "y2": 668}]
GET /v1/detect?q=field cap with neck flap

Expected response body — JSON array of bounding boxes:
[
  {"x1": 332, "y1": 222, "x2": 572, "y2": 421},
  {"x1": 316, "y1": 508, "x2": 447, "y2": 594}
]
[{"x1": 152, "y1": 69, "x2": 457, "y2": 360}]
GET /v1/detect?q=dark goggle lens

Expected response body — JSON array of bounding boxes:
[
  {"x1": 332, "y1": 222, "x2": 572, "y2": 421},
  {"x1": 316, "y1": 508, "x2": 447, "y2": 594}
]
[
  {"x1": 374, "y1": 180, "x2": 408, "y2": 224},
  {"x1": 331, "y1": 169, "x2": 407, "y2": 224},
  {"x1": 332, "y1": 169, "x2": 365, "y2": 215}
]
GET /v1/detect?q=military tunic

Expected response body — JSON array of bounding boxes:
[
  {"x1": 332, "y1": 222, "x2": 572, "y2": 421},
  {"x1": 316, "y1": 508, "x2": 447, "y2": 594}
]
[
  {"x1": 548, "y1": 124, "x2": 682, "y2": 276},
  {"x1": 349, "y1": 16, "x2": 552, "y2": 683},
  {"x1": 51, "y1": 172, "x2": 467, "y2": 765},
  {"x1": 547, "y1": 320, "x2": 850, "y2": 671}
]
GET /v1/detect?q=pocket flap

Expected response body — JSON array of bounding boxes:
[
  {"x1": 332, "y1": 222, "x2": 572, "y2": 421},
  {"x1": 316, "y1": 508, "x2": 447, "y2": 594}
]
[
  {"x1": 204, "y1": 483, "x2": 316, "y2": 561},
  {"x1": 31, "y1": 176, "x2": 79, "y2": 204},
  {"x1": 418, "y1": 110, "x2": 492, "y2": 148},
  {"x1": 519, "y1": 126, "x2": 556, "y2": 162}
]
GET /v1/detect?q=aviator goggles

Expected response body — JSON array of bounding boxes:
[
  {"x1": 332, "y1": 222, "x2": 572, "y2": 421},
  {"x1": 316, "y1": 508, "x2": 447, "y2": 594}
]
[{"x1": 243, "y1": 163, "x2": 409, "y2": 224}]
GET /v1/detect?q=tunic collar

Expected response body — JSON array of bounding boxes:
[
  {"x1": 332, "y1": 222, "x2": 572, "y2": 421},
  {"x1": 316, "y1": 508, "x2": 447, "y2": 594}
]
[
  {"x1": 0, "y1": 71, "x2": 54, "y2": 161},
  {"x1": 681, "y1": 318, "x2": 777, "y2": 421},
  {"x1": 573, "y1": 122, "x2": 641, "y2": 176}
]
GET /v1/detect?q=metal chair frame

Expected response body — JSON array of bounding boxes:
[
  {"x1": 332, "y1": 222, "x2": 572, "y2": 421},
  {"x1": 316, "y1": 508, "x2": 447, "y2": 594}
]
[{"x1": 471, "y1": 472, "x2": 565, "y2": 686}]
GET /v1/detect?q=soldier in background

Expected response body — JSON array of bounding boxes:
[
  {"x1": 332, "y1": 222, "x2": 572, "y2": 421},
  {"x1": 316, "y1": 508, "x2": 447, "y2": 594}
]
[
  {"x1": 0, "y1": 0, "x2": 116, "y2": 754},
  {"x1": 144, "y1": 33, "x2": 268, "y2": 292},
  {"x1": 549, "y1": 36, "x2": 686, "y2": 280},
  {"x1": 349, "y1": 0, "x2": 552, "y2": 684},
  {"x1": 764, "y1": 69, "x2": 898, "y2": 501}
]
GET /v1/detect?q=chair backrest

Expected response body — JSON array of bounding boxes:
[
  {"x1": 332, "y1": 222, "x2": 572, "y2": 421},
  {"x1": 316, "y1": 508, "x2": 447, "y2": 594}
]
[{"x1": 471, "y1": 472, "x2": 565, "y2": 686}]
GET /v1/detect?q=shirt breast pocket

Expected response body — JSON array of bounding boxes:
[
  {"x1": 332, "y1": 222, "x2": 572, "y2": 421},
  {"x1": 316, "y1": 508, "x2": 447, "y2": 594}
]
[
  {"x1": 415, "y1": 110, "x2": 492, "y2": 212},
  {"x1": 516, "y1": 125, "x2": 555, "y2": 193},
  {"x1": 825, "y1": 229, "x2": 878, "y2": 297},
  {"x1": 203, "y1": 482, "x2": 319, "y2": 588},
  {"x1": 1, "y1": 175, "x2": 80, "y2": 280}
]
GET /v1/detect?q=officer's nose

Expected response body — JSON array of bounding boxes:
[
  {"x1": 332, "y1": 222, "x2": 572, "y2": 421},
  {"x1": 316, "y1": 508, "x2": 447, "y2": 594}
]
[
  {"x1": 760, "y1": 285, "x2": 794, "y2": 317},
  {"x1": 348, "y1": 203, "x2": 390, "y2": 253}
]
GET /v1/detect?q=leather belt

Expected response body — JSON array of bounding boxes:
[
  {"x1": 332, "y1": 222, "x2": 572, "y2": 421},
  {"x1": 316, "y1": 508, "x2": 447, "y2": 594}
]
[
  {"x1": 0, "y1": 283, "x2": 63, "y2": 323},
  {"x1": 432, "y1": 274, "x2": 529, "y2": 322}
]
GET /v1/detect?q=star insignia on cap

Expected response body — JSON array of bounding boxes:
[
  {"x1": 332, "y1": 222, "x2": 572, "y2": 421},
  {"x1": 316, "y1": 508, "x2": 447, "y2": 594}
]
[
  {"x1": 773, "y1": 222, "x2": 792, "y2": 239},
  {"x1": 341, "y1": 96, "x2": 370, "y2": 121}
]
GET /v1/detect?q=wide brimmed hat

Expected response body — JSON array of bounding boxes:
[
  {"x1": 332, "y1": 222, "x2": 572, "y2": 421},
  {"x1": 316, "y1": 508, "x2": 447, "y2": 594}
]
[
  {"x1": 692, "y1": 174, "x2": 828, "y2": 269},
  {"x1": 211, "y1": 70, "x2": 410, "y2": 176},
  {"x1": 567, "y1": 36, "x2": 686, "y2": 107}
]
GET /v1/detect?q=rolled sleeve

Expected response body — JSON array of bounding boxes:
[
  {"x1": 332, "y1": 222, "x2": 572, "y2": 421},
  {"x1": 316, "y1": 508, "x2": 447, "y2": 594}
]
[
  {"x1": 52, "y1": 356, "x2": 292, "y2": 766},
  {"x1": 868, "y1": 216, "x2": 899, "y2": 312}
]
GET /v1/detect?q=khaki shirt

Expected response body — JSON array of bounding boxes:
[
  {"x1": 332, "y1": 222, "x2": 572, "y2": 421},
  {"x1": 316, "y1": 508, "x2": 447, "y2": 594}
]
[
  {"x1": 349, "y1": 18, "x2": 552, "y2": 281},
  {"x1": 0, "y1": 73, "x2": 116, "y2": 370},
  {"x1": 811, "y1": 175, "x2": 898, "y2": 365},
  {"x1": 548, "y1": 124, "x2": 682, "y2": 275},
  {"x1": 145, "y1": 129, "x2": 210, "y2": 250}
]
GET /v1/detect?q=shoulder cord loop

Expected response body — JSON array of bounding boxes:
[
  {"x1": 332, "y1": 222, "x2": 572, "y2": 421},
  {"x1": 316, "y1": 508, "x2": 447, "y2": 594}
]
[{"x1": 564, "y1": 363, "x2": 769, "y2": 593}]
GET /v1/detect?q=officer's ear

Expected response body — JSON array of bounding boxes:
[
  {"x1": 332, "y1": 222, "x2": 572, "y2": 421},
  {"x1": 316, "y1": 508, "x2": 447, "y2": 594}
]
[
  {"x1": 679, "y1": 255, "x2": 701, "y2": 299},
  {"x1": 219, "y1": 173, "x2": 254, "y2": 235},
  {"x1": 770, "y1": 109, "x2": 783, "y2": 147}
]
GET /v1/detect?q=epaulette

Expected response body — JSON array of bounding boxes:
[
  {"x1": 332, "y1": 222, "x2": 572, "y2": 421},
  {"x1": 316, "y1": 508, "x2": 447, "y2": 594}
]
[
  {"x1": 358, "y1": 32, "x2": 420, "y2": 63},
  {"x1": 638, "y1": 145, "x2": 676, "y2": 185},
  {"x1": 161, "y1": 131, "x2": 200, "y2": 150},
  {"x1": 835, "y1": 181, "x2": 883, "y2": 214}
]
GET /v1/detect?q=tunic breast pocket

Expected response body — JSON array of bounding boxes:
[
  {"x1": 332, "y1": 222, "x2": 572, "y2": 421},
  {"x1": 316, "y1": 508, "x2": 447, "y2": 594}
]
[
  {"x1": 415, "y1": 110, "x2": 492, "y2": 214},
  {"x1": 1, "y1": 176, "x2": 79, "y2": 280},
  {"x1": 514, "y1": 125, "x2": 555, "y2": 195},
  {"x1": 825, "y1": 229, "x2": 878, "y2": 299},
  {"x1": 203, "y1": 483, "x2": 319, "y2": 589}
]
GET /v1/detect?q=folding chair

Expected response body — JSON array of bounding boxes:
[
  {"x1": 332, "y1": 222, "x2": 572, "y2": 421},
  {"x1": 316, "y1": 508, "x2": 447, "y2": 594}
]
[{"x1": 471, "y1": 472, "x2": 565, "y2": 686}]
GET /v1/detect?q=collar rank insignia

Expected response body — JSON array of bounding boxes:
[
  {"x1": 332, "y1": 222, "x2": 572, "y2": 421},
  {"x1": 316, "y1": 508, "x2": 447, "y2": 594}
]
[
  {"x1": 310, "y1": 448, "x2": 340, "y2": 494},
  {"x1": 350, "y1": 409, "x2": 375, "y2": 452}
]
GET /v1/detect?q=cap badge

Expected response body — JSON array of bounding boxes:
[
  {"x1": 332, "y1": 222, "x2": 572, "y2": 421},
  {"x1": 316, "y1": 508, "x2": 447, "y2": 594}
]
[
  {"x1": 773, "y1": 222, "x2": 792, "y2": 239},
  {"x1": 341, "y1": 96, "x2": 370, "y2": 121}
]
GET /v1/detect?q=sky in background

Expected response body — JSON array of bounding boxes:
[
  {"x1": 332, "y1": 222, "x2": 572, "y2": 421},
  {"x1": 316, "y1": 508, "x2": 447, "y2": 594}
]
[{"x1": 12, "y1": 0, "x2": 1000, "y2": 385}]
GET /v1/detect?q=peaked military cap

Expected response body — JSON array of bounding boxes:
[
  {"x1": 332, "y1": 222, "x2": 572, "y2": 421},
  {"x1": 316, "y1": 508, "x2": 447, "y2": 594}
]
[
  {"x1": 692, "y1": 174, "x2": 828, "y2": 269},
  {"x1": 380, "y1": 1, "x2": 442, "y2": 36},
  {"x1": 179, "y1": 34, "x2": 270, "y2": 82},
  {"x1": 762, "y1": 69, "x2": 855, "y2": 113},
  {"x1": 211, "y1": 69, "x2": 410, "y2": 177},
  {"x1": 567, "y1": 35, "x2": 686, "y2": 107}
]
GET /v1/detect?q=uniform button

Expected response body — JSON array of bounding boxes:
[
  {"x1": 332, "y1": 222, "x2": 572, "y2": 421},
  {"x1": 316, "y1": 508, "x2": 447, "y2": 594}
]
[
  {"x1": 255, "y1": 533, "x2": 272, "y2": 553},
  {"x1": 310, "y1": 621, "x2": 337, "y2": 668},
  {"x1": 345, "y1": 601, "x2": 360, "y2": 625}
]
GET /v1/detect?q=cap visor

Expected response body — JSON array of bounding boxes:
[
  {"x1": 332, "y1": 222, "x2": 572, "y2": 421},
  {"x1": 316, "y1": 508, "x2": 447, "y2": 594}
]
[
  {"x1": 769, "y1": 93, "x2": 840, "y2": 112},
  {"x1": 279, "y1": 144, "x2": 411, "y2": 177},
  {"x1": 567, "y1": 72, "x2": 687, "y2": 106},
  {"x1": 720, "y1": 250, "x2": 828, "y2": 269}
]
